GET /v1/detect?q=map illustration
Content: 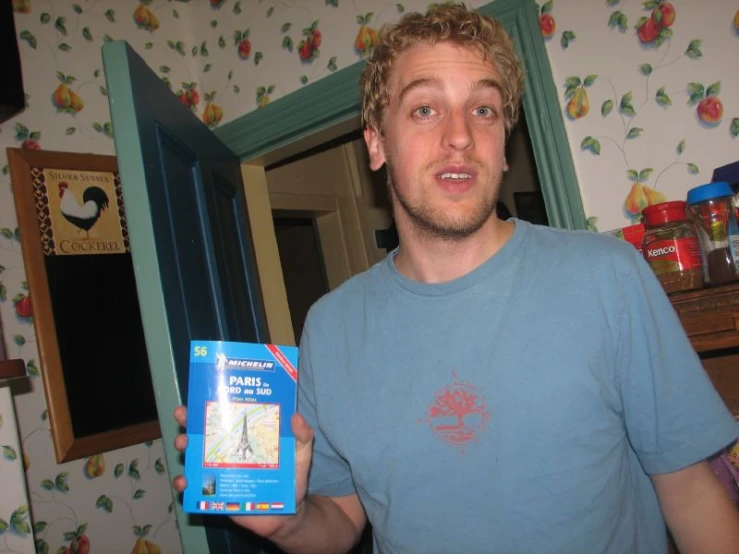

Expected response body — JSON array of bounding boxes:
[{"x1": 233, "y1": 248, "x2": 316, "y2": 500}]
[{"x1": 203, "y1": 401, "x2": 280, "y2": 468}]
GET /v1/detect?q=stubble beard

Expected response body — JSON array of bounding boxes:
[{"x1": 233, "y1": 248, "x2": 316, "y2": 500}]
[{"x1": 386, "y1": 159, "x2": 501, "y2": 242}]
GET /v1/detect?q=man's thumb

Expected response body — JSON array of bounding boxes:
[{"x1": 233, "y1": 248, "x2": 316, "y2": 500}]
[{"x1": 291, "y1": 413, "x2": 314, "y2": 446}]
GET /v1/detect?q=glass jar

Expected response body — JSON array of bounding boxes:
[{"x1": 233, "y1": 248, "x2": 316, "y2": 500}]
[
  {"x1": 642, "y1": 200, "x2": 703, "y2": 294},
  {"x1": 687, "y1": 181, "x2": 739, "y2": 286}
]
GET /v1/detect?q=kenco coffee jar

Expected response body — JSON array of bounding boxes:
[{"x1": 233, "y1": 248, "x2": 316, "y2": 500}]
[
  {"x1": 602, "y1": 223, "x2": 646, "y2": 253},
  {"x1": 686, "y1": 182, "x2": 739, "y2": 286},
  {"x1": 642, "y1": 201, "x2": 704, "y2": 294}
]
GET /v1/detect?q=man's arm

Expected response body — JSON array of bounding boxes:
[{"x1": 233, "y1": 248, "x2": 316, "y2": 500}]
[
  {"x1": 652, "y1": 460, "x2": 739, "y2": 554},
  {"x1": 268, "y1": 493, "x2": 366, "y2": 554}
]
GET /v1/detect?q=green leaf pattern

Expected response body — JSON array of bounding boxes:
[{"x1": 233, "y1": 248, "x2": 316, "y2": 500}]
[
  {"x1": 2, "y1": 445, "x2": 18, "y2": 461},
  {"x1": 0, "y1": 4, "x2": 736, "y2": 552}
]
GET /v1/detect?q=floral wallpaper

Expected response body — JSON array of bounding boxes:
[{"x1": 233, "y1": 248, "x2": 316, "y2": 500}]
[
  {"x1": 0, "y1": 1, "x2": 737, "y2": 553},
  {"x1": 0, "y1": 385, "x2": 33, "y2": 554},
  {"x1": 540, "y1": 0, "x2": 738, "y2": 232}
]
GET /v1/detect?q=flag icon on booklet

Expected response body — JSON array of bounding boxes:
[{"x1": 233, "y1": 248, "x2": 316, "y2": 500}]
[
  {"x1": 211, "y1": 502, "x2": 225, "y2": 511},
  {"x1": 226, "y1": 503, "x2": 241, "y2": 511},
  {"x1": 197, "y1": 501, "x2": 209, "y2": 510},
  {"x1": 245, "y1": 502, "x2": 255, "y2": 511},
  {"x1": 271, "y1": 502, "x2": 284, "y2": 510}
]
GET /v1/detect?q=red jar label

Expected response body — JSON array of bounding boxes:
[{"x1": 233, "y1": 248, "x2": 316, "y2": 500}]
[{"x1": 644, "y1": 237, "x2": 702, "y2": 273}]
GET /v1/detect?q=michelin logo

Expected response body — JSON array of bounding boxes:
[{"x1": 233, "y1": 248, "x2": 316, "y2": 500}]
[{"x1": 216, "y1": 352, "x2": 275, "y2": 371}]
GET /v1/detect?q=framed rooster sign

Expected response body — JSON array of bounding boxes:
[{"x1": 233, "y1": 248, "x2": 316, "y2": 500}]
[{"x1": 7, "y1": 148, "x2": 160, "y2": 462}]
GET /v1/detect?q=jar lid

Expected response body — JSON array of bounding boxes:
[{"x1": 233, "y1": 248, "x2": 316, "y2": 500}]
[
  {"x1": 643, "y1": 200, "x2": 688, "y2": 226},
  {"x1": 686, "y1": 181, "x2": 734, "y2": 204}
]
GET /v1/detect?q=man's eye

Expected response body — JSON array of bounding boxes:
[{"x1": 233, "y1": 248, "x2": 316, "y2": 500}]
[
  {"x1": 415, "y1": 106, "x2": 433, "y2": 117},
  {"x1": 475, "y1": 106, "x2": 494, "y2": 117}
]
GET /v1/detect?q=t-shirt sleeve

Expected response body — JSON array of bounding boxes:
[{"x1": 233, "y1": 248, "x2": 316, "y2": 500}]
[
  {"x1": 297, "y1": 318, "x2": 357, "y2": 497},
  {"x1": 618, "y1": 250, "x2": 738, "y2": 475}
]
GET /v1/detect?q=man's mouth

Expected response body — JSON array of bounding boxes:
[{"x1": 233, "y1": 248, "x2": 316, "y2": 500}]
[{"x1": 439, "y1": 172, "x2": 472, "y2": 180}]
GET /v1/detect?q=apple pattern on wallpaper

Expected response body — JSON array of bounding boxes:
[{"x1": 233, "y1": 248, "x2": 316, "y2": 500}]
[
  {"x1": 3, "y1": 2, "x2": 198, "y2": 553},
  {"x1": 537, "y1": 1, "x2": 577, "y2": 50},
  {"x1": 25, "y1": 447, "x2": 170, "y2": 554},
  {"x1": 1, "y1": 1, "x2": 421, "y2": 552},
  {"x1": 557, "y1": 0, "x2": 739, "y2": 226},
  {"x1": 2, "y1": 0, "x2": 737, "y2": 551}
]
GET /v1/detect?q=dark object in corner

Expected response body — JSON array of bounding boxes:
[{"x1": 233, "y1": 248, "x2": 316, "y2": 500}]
[
  {"x1": 375, "y1": 222, "x2": 399, "y2": 252},
  {"x1": 0, "y1": 0, "x2": 26, "y2": 124},
  {"x1": 712, "y1": 161, "x2": 739, "y2": 194},
  {"x1": 496, "y1": 201, "x2": 512, "y2": 220},
  {"x1": 514, "y1": 191, "x2": 549, "y2": 226}
]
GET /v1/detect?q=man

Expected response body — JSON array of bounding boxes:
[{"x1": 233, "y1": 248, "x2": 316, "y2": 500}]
[{"x1": 174, "y1": 4, "x2": 739, "y2": 553}]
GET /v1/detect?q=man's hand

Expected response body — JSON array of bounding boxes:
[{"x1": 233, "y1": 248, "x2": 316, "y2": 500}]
[{"x1": 172, "y1": 406, "x2": 315, "y2": 539}]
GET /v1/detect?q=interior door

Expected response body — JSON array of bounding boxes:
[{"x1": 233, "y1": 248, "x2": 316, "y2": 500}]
[{"x1": 101, "y1": 41, "x2": 278, "y2": 554}]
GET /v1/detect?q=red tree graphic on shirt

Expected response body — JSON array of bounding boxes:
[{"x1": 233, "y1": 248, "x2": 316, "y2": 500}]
[{"x1": 425, "y1": 372, "x2": 489, "y2": 447}]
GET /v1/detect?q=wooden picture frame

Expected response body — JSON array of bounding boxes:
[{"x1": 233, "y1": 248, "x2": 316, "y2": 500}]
[{"x1": 7, "y1": 148, "x2": 160, "y2": 462}]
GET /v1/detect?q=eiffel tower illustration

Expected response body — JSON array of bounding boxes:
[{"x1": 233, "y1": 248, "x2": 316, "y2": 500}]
[{"x1": 236, "y1": 412, "x2": 252, "y2": 460}]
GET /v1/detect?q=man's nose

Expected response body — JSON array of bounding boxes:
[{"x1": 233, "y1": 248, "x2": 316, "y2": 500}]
[{"x1": 442, "y1": 109, "x2": 474, "y2": 151}]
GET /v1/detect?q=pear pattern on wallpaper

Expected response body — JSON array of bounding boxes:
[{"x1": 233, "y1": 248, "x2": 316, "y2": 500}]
[
  {"x1": 30, "y1": 454, "x2": 171, "y2": 554},
  {"x1": 256, "y1": 85, "x2": 275, "y2": 109},
  {"x1": 52, "y1": 74, "x2": 84, "y2": 115},
  {"x1": 580, "y1": 0, "x2": 726, "y2": 222},
  {"x1": 12, "y1": 0, "x2": 31, "y2": 14},
  {"x1": 564, "y1": 75, "x2": 595, "y2": 120},
  {"x1": 354, "y1": 13, "x2": 379, "y2": 58},
  {"x1": 133, "y1": 3, "x2": 160, "y2": 32},
  {"x1": 202, "y1": 91, "x2": 224, "y2": 128},
  {"x1": 2, "y1": 1, "x2": 738, "y2": 552}
]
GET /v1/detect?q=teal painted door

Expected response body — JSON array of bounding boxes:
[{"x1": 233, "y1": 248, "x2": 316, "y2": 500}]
[{"x1": 102, "y1": 41, "x2": 278, "y2": 554}]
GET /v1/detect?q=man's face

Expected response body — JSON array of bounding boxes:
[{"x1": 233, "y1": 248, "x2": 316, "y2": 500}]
[{"x1": 364, "y1": 41, "x2": 508, "y2": 241}]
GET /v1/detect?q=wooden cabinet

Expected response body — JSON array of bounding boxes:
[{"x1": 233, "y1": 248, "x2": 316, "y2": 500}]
[
  {"x1": 668, "y1": 283, "x2": 739, "y2": 554},
  {"x1": 670, "y1": 282, "x2": 739, "y2": 417}
]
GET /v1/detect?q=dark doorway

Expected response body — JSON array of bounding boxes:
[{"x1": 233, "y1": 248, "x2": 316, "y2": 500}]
[
  {"x1": 272, "y1": 215, "x2": 329, "y2": 342},
  {"x1": 501, "y1": 106, "x2": 549, "y2": 226}
]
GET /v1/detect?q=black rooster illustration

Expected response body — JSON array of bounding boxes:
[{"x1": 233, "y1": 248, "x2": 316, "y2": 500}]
[{"x1": 58, "y1": 181, "x2": 110, "y2": 238}]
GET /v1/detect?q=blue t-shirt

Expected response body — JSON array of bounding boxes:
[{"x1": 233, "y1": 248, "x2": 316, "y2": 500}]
[{"x1": 297, "y1": 219, "x2": 738, "y2": 554}]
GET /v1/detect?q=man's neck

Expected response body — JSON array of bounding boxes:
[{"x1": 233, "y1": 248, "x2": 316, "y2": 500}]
[{"x1": 393, "y1": 217, "x2": 515, "y2": 284}]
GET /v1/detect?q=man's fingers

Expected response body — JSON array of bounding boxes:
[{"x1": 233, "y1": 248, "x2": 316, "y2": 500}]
[
  {"x1": 174, "y1": 406, "x2": 187, "y2": 427},
  {"x1": 171, "y1": 407, "x2": 188, "y2": 501},
  {"x1": 173, "y1": 474, "x2": 187, "y2": 493},
  {"x1": 174, "y1": 433, "x2": 188, "y2": 452}
]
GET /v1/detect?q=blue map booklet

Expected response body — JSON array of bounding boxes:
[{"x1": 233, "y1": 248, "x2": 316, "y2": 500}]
[{"x1": 183, "y1": 340, "x2": 298, "y2": 515}]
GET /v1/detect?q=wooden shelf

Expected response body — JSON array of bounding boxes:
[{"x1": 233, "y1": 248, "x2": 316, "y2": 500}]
[
  {"x1": 669, "y1": 282, "x2": 739, "y2": 417},
  {"x1": 0, "y1": 359, "x2": 27, "y2": 381}
]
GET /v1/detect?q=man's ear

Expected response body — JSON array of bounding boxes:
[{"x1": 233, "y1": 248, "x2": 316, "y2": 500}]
[{"x1": 364, "y1": 126, "x2": 386, "y2": 171}]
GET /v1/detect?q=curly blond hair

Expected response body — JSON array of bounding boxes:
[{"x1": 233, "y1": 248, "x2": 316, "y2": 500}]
[{"x1": 360, "y1": 3, "x2": 525, "y2": 136}]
